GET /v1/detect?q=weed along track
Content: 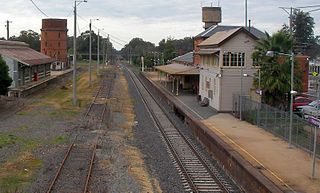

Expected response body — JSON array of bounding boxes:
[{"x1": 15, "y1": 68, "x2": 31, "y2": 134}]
[
  {"x1": 46, "y1": 69, "x2": 116, "y2": 193},
  {"x1": 126, "y1": 66, "x2": 242, "y2": 193}
]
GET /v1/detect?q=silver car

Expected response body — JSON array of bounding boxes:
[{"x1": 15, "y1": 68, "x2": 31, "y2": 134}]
[{"x1": 297, "y1": 100, "x2": 320, "y2": 119}]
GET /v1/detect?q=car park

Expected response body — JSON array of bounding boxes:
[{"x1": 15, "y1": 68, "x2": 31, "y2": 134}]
[
  {"x1": 293, "y1": 96, "x2": 313, "y2": 111},
  {"x1": 296, "y1": 100, "x2": 320, "y2": 118}
]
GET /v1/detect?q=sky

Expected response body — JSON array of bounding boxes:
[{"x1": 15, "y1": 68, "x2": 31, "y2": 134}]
[{"x1": 1, "y1": 0, "x2": 320, "y2": 50}]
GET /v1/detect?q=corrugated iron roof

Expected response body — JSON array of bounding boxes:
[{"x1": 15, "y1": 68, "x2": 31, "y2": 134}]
[
  {"x1": 199, "y1": 27, "x2": 258, "y2": 47},
  {"x1": 0, "y1": 43, "x2": 54, "y2": 66},
  {"x1": 199, "y1": 28, "x2": 241, "y2": 46},
  {"x1": 172, "y1": 52, "x2": 193, "y2": 64},
  {"x1": 154, "y1": 63, "x2": 199, "y2": 75},
  {"x1": 195, "y1": 25, "x2": 266, "y2": 40}
]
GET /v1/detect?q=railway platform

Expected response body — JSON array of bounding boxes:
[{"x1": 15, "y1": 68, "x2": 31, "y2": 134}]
[
  {"x1": 8, "y1": 69, "x2": 72, "y2": 97},
  {"x1": 143, "y1": 71, "x2": 320, "y2": 193}
]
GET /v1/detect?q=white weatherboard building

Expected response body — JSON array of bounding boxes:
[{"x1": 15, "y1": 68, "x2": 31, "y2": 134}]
[{"x1": 197, "y1": 27, "x2": 260, "y2": 112}]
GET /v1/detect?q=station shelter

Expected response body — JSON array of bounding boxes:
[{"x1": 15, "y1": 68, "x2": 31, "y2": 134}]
[{"x1": 154, "y1": 63, "x2": 199, "y2": 96}]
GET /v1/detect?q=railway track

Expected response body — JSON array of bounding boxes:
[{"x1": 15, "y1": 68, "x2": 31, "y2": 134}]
[
  {"x1": 126, "y1": 66, "x2": 242, "y2": 193},
  {"x1": 47, "y1": 71, "x2": 115, "y2": 193}
]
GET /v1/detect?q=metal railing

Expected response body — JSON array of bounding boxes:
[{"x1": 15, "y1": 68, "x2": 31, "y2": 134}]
[{"x1": 233, "y1": 94, "x2": 320, "y2": 157}]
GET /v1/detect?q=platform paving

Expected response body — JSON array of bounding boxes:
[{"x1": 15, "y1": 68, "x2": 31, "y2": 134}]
[
  {"x1": 145, "y1": 71, "x2": 320, "y2": 192},
  {"x1": 202, "y1": 114, "x2": 320, "y2": 193}
]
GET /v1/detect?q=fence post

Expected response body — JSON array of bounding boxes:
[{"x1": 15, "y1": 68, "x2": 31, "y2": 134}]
[{"x1": 312, "y1": 126, "x2": 318, "y2": 179}]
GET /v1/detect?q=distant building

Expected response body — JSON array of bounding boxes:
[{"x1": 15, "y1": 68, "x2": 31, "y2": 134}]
[
  {"x1": 0, "y1": 40, "x2": 54, "y2": 96},
  {"x1": 41, "y1": 18, "x2": 68, "y2": 70},
  {"x1": 171, "y1": 52, "x2": 194, "y2": 65}
]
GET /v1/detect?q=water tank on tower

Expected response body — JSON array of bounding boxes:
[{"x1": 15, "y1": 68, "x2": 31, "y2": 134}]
[
  {"x1": 41, "y1": 19, "x2": 68, "y2": 70},
  {"x1": 202, "y1": 7, "x2": 222, "y2": 29}
]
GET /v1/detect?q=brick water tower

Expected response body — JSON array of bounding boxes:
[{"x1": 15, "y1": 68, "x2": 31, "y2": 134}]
[{"x1": 41, "y1": 18, "x2": 68, "y2": 70}]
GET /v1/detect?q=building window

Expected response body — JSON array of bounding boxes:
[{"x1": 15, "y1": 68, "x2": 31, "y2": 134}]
[
  {"x1": 58, "y1": 42, "x2": 60, "y2": 47},
  {"x1": 58, "y1": 32, "x2": 61, "y2": 38},
  {"x1": 223, "y1": 52, "x2": 229, "y2": 66},
  {"x1": 45, "y1": 42, "x2": 48, "y2": 46},
  {"x1": 223, "y1": 52, "x2": 245, "y2": 67},
  {"x1": 231, "y1": 53, "x2": 237, "y2": 66}
]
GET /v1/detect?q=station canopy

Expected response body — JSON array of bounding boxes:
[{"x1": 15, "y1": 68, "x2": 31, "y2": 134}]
[{"x1": 154, "y1": 63, "x2": 199, "y2": 75}]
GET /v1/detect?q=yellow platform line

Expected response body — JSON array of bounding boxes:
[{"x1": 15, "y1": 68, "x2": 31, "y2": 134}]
[{"x1": 209, "y1": 123, "x2": 296, "y2": 192}]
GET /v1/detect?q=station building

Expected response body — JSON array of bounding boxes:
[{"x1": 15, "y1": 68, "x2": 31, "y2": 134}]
[{"x1": 0, "y1": 40, "x2": 54, "y2": 96}]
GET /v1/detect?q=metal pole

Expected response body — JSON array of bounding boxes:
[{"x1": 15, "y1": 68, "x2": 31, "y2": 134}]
[
  {"x1": 289, "y1": 7, "x2": 293, "y2": 36},
  {"x1": 240, "y1": 64, "x2": 243, "y2": 120},
  {"x1": 312, "y1": 126, "x2": 317, "y2": 179},
  {"x1": 289, "y1": 52, "x2": 294, "y2": 147},
  {"x1": 72, "y1": 1, "x2": 77, "y2": 105},
  {"x1": 106, "y1": 34, "x2": 109, "y2": 65},
  {"x1": 97, "y1": 29, "x2": 100, "y2": 75},
  {"x1": 89, "y1": 19, "x2": 92, "y2": 86},
  {"x1": 245, "y1": 0, "x2": 248, "y2": 27},
  {"x1": 6, "y1": 20, "x2": 11, "y2": 40}
]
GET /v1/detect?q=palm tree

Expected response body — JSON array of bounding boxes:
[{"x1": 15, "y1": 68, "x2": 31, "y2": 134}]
[{"x1": 252, "y1": 31, "x2": 302, "y2": 108}]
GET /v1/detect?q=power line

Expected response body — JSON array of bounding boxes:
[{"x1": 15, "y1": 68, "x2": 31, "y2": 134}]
[{"x1": 29, "y1": 0, "x2": 49, "y2": 17}]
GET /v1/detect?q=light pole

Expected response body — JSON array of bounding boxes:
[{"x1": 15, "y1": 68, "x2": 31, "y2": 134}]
[
  {"x1": 89, "y1": 18, "x2": 98, "y2": 86},
  {"x1": 266, "y1": 50, "x2": 297, "y2": 147},
  {"x1": 73, "y1": 0, "x2": 87, "y2": 106},
  {"x1": 97, "y1": 28, "x2": 104, "y2": 75}
]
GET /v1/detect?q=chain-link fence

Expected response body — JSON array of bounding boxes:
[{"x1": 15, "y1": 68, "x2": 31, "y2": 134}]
[{"x1": 233, "y1": 94, "x2": 320, "y2": 157}]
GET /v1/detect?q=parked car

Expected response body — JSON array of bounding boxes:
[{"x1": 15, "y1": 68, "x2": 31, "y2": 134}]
[
  {"x1": 293, "y1": 96, "x2": 313, "y2": 111},
  {"x1": 296, "y1": 100, "x2": 320, "y2": 118}
]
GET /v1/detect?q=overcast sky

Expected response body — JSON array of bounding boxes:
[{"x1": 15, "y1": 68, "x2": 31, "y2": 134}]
[{"x1": 1, "y1": 0, "x2": 320, "y2": 50}]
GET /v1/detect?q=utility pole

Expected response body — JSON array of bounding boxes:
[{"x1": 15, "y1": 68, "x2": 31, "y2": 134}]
[
  {"x1": 97, "y1": 29, "x2": 100, "y2": 75},
  {"x1": 5, "y1": 20, "x2": 12, "y2": 40},
  {"x1": 73, "y1": 0, "x2": 87, "y2": 106},
  {"x1": 89, "y1": 19, "x2": 92, "y2": 86},
  {"x1": 88, "y1": 18, "x2": 98, "y2": 86},
  {"x1": 102, "y1": 38, "x2": 105, "y2": 67},
  {"x1": 73, "y1": 1, "x2": 77, "y2": 106},
  {"x1": 106, "y1": 34, "x2": 109, "y2": 65},
  {"x1": 245, "y1": 0, "x2": 248, "y2": 27}
]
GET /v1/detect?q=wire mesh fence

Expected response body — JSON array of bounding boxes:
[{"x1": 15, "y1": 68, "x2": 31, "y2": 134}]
[{"x1": 233, "y1": 94, "x2": 320, "y2": 157}]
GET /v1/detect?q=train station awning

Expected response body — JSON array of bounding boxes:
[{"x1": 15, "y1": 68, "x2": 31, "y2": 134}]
[{"x1": 154, "y1": 63, "x2": 199, "y2": 75}]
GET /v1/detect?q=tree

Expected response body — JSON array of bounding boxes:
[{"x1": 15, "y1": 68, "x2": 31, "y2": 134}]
[
  {"x1": 10, "y1": 30, "x2": 41, "y2": 51},
  {"x1": 281, "y1": 10, "x2": 319, "y2": 58},
  {"x1": 0, "y1": 55, "x2": 12, "y2": 95},
  {"x1": 252, "y1": 31, "x2": 302, "y2": 107}
]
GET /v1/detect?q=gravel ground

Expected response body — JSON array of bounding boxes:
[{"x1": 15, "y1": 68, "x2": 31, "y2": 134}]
[
  {"x1": 124, "y1": 68, "x2": 185, "y2": 192},
  {"x1": 0, "y1": 64, "x2": 209, "y2": 193}
]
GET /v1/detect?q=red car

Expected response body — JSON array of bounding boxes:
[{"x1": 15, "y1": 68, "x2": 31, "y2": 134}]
[{"x1": 293, "y1": 96, "x2": 313, "y2": 111}]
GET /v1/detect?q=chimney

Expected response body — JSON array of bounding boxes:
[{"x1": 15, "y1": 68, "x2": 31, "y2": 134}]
[{"x1": 202, "y1": 7, "x2": 222, "y2": 30}]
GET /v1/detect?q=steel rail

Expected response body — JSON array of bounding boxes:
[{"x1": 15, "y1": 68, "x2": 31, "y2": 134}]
[
  {"x1": 46, "y1": 143, "x2": 74, "y2": 193},
  {"x1": 126, "y1": 66, "x2": 238, "y2": 193},
  {"x1": 83, "y1": 144, "x2": 97, "y2": 193},
  {"x1": 126, "y1": 67, "x2": 198, "y2": 192}
]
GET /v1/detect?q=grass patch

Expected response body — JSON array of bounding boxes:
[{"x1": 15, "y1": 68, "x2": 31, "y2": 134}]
[
  {"x1": 18, "y1": 65, "x2": 100, "y2": 119},
  {"x1": 0, "y1": 136, "x2": 42, "y2": 192},
  {"x1": 0, "y1": 133, "x2": 19, "y2": 149},
  {"x1": 0, "y1": 153, "x2": 42, "y2": 193},
  {"x1": 51, "y1": 135, "x2": 68, "y2": 145}
]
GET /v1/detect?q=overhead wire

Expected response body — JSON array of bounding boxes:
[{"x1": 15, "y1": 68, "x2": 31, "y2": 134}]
[{"x1": 29, "y1": 0, "x2": 49, "y2": 17}]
